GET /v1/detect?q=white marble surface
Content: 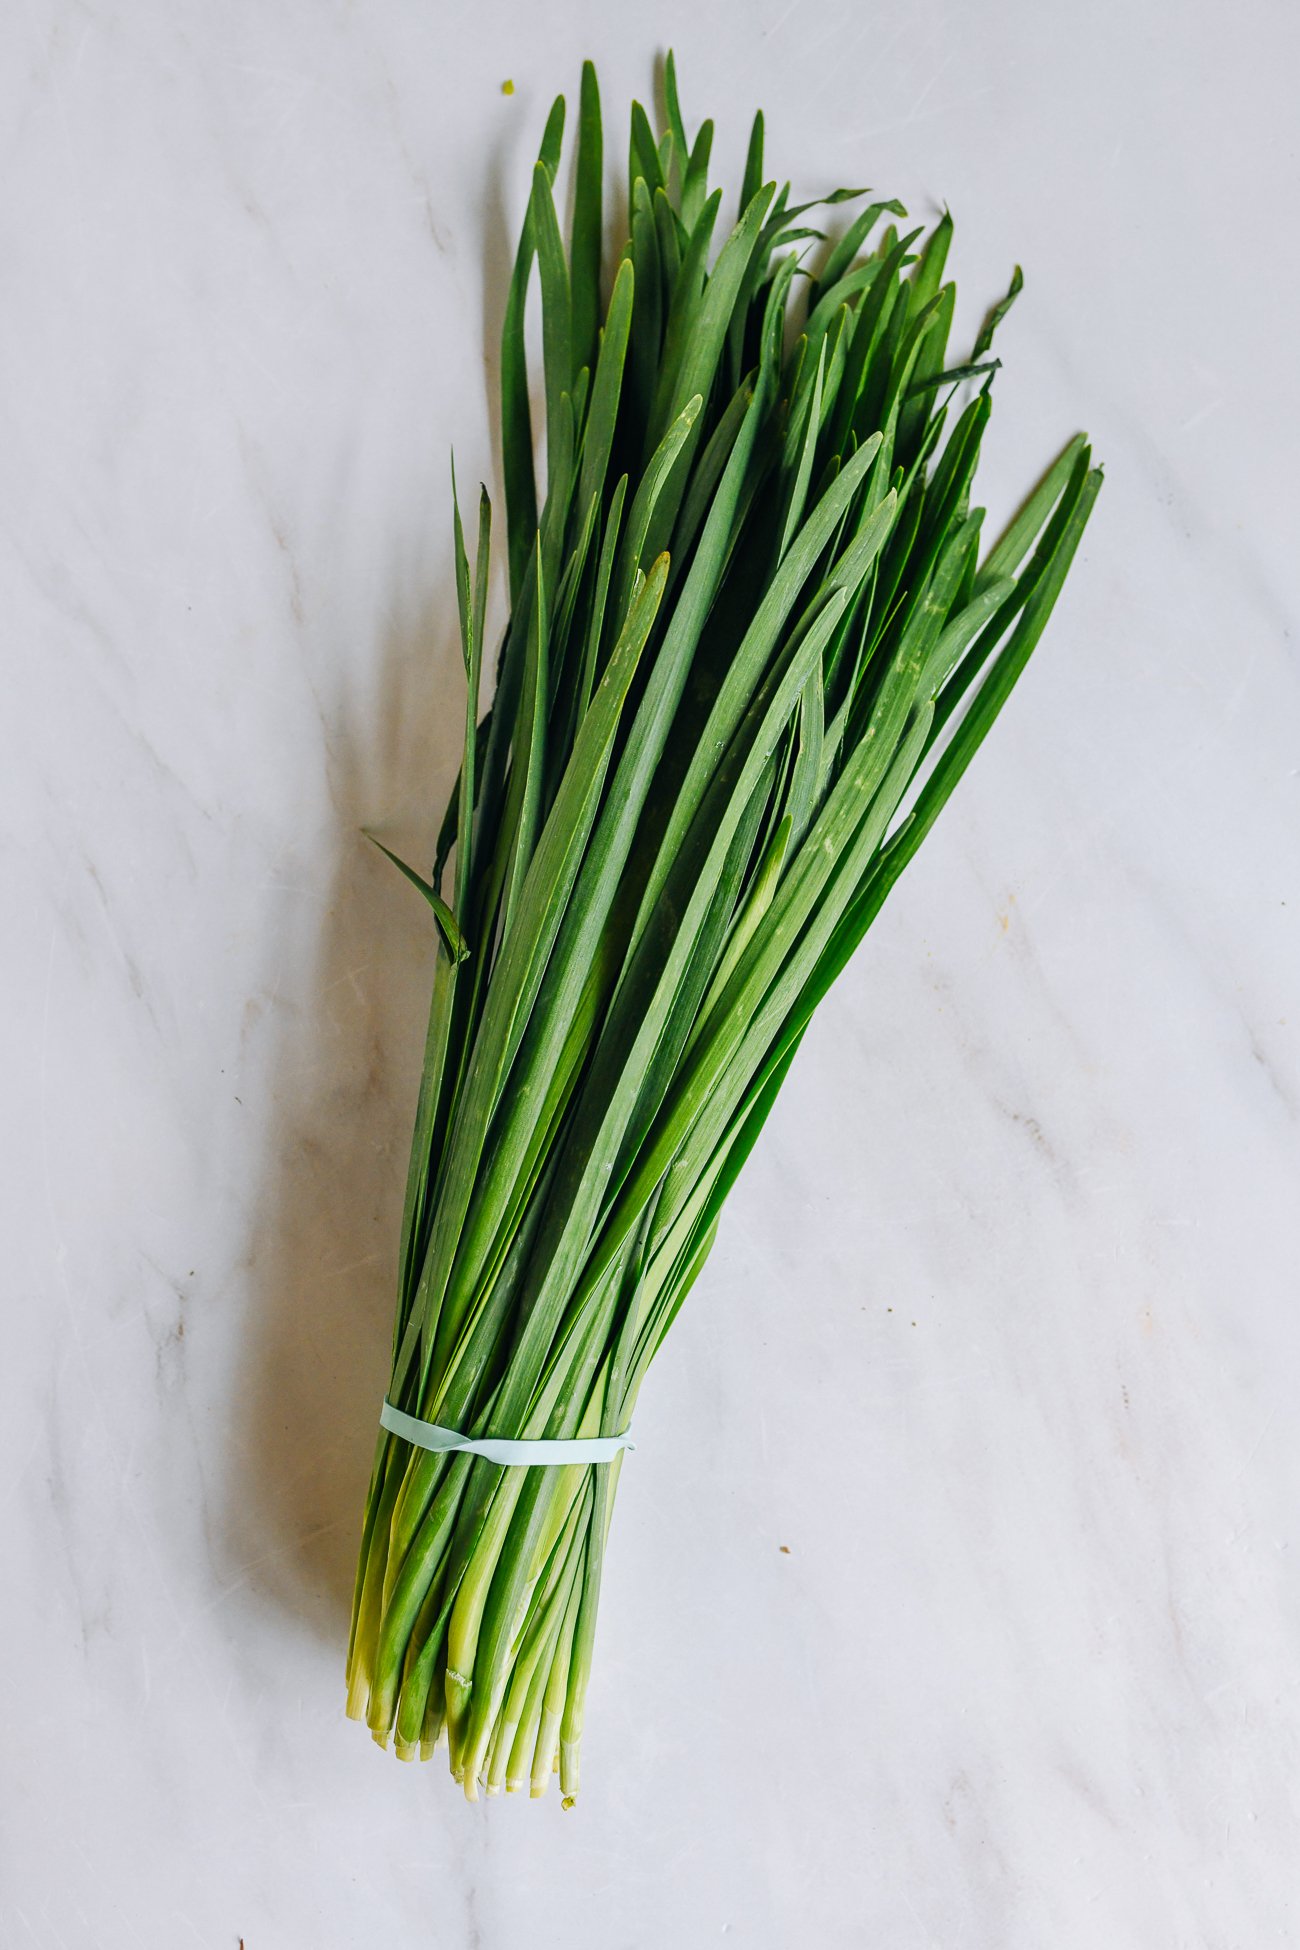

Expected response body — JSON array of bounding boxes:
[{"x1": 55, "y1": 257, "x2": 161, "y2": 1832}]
[{"x1": 4, "y1": 2, "x2": 1299, "y2": 1944}]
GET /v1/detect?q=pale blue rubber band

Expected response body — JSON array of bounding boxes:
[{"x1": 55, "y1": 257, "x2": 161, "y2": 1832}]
[{"x1": 380, "y1": 1398, "x2": 635, "y2": 1467}]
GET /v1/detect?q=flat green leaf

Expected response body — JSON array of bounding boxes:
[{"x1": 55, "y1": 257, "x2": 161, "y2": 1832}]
[
  {"x1": 454, "y1": 479, "x2": 490, "y2": 919},
  {"x1": 496, "y1": 538, "x2": 549, "y2": 944},
  {"x1": 577, "y1": 474, "x2": 627, "y2": 718},
  {"x1": 975, "y1": 433, "x2": 1088, "y2": 593},
  {"x1": 500, "y1": 95, "x2": 565, "y2": 606},
  {"x1": 908, "y1": 211, "x2": 953, "y2": 320},
  {"x1": 739, "y1": 109, "x2": 764, "y2": 219},
  {"x1": 973, "y1": 263, "x2": 1024, "y2": 359},
  {"x1": 366, "y1": 835, "x2": 470, "y2": 963},
  {"x1": 629, "y1": 99, "x2": 665, "y2": 197},
  {"x1": 577, "y1": 259, "x2": 634, "y2": 523},
  {"x1": 778, "y1": 338, "x2": 827, "y2": 560},
  {"x1": 817, "y1": 197, "x2": 908, "y2": 295},
  {"x1": 529, "y1": 163, "x2": 572, "y2": 494},
  {"x1": 627, "y1": 178, "x2": 664, "y2": 432},
  {"x1": 663, "y1": 49, "x2": 688, "y2": 174},
  {"x1": 569, "y1": 61, "x2": 603, "y2": 377},
  {"x1": 906, "y1": 356, "x2": 1000, "y2": 399},
  {"x1": 682, "y1": 118, "x2": 713, "y2": 231}
]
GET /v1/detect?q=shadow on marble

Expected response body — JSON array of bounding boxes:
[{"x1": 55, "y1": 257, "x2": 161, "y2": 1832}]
[
  {"x1": 218, "y1": 113, "x2": 534, "y2": 1658},
  {"x1": 221, "y1": 592, "x2": 457, "y2": 1651}
]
